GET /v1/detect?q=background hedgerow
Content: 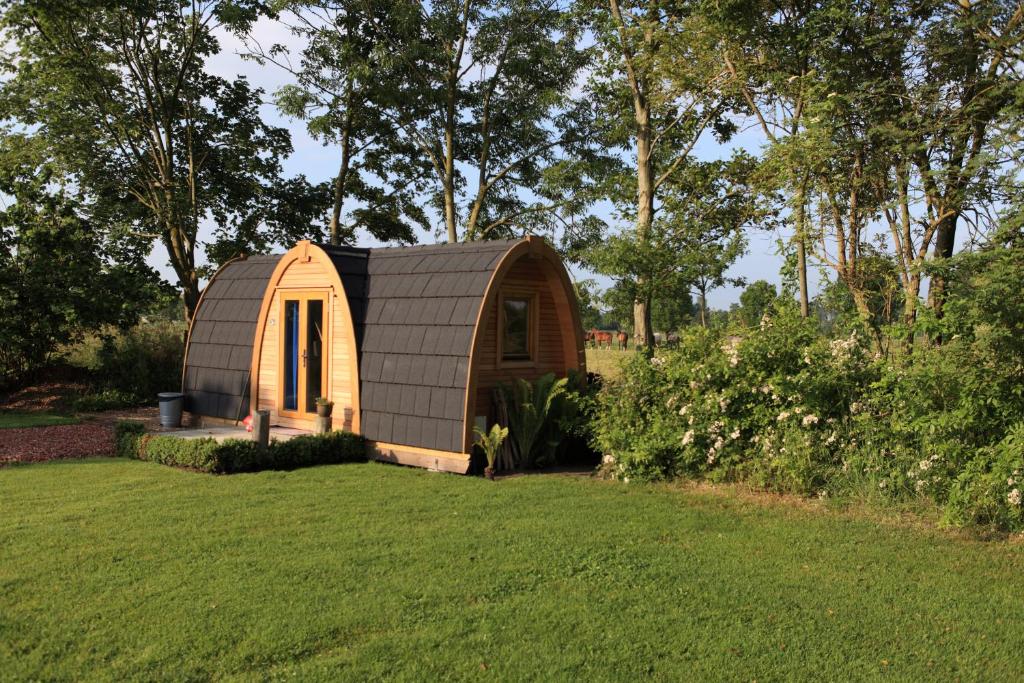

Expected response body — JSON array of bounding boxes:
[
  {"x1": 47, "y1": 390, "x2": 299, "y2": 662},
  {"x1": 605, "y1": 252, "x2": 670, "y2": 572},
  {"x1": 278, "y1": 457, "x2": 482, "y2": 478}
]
[
  {"x1": 593, "y1": 247, "x2": 1024, "y2": 533},
  {"x1": 114, "y1": 421, "x2": 366, "y2": 473}
]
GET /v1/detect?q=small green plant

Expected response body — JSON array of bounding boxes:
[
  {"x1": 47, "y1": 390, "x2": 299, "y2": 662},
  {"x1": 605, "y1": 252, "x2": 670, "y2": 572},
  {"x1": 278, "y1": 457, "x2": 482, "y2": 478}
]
[
  {"x1": 474, "y1": 423, "x2": 509, "y2": 480},
  {"x1": 315, "y1": 397, "x2": 332, "y2": 406}
]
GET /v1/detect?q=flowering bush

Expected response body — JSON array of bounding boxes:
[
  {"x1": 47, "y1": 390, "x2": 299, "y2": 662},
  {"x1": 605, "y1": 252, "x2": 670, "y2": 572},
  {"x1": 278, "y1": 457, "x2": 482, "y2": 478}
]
[
  {"x1": 944, "y1": 424, "x2": 1024, "y2": 532},
  {"x1": 594, "y1": 305, "x2": 877, "y2": 492}
]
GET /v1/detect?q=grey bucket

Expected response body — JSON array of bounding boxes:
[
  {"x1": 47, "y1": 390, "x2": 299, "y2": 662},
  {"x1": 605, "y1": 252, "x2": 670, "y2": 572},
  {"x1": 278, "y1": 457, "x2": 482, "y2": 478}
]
[{"x1": 157, "y1": 392, "x2": 185, "y2": 428}]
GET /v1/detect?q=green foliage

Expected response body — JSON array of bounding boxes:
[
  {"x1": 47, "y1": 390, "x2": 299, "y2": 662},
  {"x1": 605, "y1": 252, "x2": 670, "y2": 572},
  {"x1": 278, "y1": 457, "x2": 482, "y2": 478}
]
[
  {"x1": 0, "y1": 178, "x2": 165, "y2": 385},
  {"x1": 734, "y1": 280, "x2": 777, "y2": 328},
  {"x1": 474, "y1": 423, "x2": 509, "y2": 471},
  {"x1": 114, "y1": 422, "x2": 366, "y2": 474},
  {"x1": 0, "y1": 0, "x2": 309, "y2": 315},
  {"x1": 593, "y1": 243, "x2": 1024, "y2": 531},
  {"x1": 945, "y1": 425, "x2": 1024, "y2": 532},
  {"x1": 497, "y1": 373, "x2": 569, "y2": 469}
]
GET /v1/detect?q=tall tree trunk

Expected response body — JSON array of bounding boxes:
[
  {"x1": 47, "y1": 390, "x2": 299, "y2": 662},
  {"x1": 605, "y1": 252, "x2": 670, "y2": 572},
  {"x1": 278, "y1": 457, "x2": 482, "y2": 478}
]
[
  {"x1": 329, "y1": 104, "x2": 354, "y2": 246},
  {"x1": 926, "y1": 212, "x2": 958, "y2": 319},
  {"x1": 444, "y1": 65, "x2": 459, "y2": 243},
  {"x1": 633, "y1": 101, "x2": 655, "y2": 347},
  {"x1": 794, "y1": 178, "x2": 810, "y2": 317},
  {"x1": 698, "y1": 286, "x2": 708, "y2": 327}
]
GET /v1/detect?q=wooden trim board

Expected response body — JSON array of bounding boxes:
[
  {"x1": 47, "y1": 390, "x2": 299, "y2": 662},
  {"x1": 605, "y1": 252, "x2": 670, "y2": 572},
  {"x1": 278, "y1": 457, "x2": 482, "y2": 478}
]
[{"x1": 367, "y1": 440, "x2": 471, "y2": 474}]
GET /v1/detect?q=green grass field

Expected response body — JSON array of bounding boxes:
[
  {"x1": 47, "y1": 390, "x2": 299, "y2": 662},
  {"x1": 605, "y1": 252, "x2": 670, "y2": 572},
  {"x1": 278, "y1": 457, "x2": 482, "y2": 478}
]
[
  {"x1": 585, "y1": 346, "x2": 631, "y2": 380},
  {"x1": 0, "y1": 411, "x2": 79, "y2": 429},
  {"x1": 2, "y1": 459, "x2": 1023, "y2": 680}
]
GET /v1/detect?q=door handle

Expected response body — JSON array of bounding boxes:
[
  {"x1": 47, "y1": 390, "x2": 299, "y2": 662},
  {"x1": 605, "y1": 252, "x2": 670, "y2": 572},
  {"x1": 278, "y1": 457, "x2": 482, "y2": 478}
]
[{"x1": 302, "y1": 349, "x2": 308, "y2": 368}]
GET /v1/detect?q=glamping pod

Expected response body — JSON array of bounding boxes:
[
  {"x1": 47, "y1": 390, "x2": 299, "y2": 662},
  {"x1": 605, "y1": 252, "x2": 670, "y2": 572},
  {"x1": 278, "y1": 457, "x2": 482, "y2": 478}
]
[{"x1": 181, "y1": 236, "x2": 585, "y2": 473}]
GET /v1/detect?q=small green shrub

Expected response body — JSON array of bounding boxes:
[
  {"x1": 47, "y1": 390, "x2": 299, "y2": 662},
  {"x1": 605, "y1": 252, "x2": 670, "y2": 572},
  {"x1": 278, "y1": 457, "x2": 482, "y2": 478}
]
[
  {"x1": 114, "y1": 423, "x2": 366, "y2": 474},
  {"x1": 73, "y1": 389, "x2": 139, "y2": 412},
  {"x1": 114, "y1": 421, "x2": 146, "y2": 458}
]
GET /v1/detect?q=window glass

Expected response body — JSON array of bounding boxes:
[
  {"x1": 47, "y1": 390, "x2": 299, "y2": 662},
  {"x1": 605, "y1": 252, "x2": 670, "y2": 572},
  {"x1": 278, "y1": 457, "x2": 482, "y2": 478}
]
[{"x1": 502, "y1": 297, "x2": 530, "y2": 360}]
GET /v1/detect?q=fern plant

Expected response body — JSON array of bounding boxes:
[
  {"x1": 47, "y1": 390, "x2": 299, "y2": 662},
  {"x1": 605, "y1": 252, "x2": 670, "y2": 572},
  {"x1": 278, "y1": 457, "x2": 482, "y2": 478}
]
[
  {"x1": 474, "y1": 423, "x2": 509, "y2": 480},
  {"x1": 497, "y1": 373, "x2": 569, "y2": 469}
]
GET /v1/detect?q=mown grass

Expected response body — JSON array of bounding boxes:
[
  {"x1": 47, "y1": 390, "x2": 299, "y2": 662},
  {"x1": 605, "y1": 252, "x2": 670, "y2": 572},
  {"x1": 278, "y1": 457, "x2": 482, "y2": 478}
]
[
  {"x1": 585, "y1": 346, "x2": 631, "y2": 380},
  {"x1": 2, "y1": 459, "x2": 1023, "y2": 681},
  {"x1": 0, "y1": 411, "x2": 79, "y2": 429}
]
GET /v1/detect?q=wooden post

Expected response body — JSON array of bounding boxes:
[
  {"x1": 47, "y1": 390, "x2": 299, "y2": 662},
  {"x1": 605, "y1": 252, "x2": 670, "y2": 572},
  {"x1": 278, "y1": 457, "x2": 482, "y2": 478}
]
[{"x1": 253, "y1": 410, "x2": 270, "y2": 449}]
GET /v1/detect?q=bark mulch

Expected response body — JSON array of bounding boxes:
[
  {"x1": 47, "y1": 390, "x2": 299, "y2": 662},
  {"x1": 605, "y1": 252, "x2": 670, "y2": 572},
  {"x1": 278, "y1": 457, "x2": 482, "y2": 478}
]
[
  {"x1": 0, "y1": 422, "x2": 115, "y2": 466},
  {"x1": 0, "y1": 408, "x2": 162, "y2": 466}
]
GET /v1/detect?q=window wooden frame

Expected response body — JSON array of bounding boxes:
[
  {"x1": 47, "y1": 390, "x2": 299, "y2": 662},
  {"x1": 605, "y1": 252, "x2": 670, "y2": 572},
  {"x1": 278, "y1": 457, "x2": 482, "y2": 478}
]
[
  {"x1": 496, "y1": 290, "x2": 539, "y2": 368},
  {"x1": 276, "y1": 289, "x2": 331, "y2": 420}
]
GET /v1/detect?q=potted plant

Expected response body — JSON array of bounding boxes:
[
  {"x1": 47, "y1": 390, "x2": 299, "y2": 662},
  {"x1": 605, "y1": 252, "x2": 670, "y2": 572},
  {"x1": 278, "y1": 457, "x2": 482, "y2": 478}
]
[
  {"x1": 315, "y1": 397, "x2": 333, "y2": 418},
  {"x1": 474, "y1": 423, "x2": 509, "y2": 480}
]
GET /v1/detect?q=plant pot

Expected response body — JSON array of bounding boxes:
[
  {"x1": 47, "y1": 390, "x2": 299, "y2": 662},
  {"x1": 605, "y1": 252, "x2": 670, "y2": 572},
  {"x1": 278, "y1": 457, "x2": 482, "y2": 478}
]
[
  {"x1": 316, "y1": 403, "x2": 333, "y2": 418},
  {"x1": 484, "y1": 466, "x2": 495, "y2": 481}
]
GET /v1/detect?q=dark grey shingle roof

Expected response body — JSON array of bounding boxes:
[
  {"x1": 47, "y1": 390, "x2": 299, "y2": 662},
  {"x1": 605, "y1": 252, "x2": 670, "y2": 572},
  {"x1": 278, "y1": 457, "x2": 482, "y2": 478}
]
[
  {"x1": 182, "y1": 255, "x2": 280, "y2": 421},
  {"x1": 322, "y1": 240, "x2": 519, "y2": 452}
]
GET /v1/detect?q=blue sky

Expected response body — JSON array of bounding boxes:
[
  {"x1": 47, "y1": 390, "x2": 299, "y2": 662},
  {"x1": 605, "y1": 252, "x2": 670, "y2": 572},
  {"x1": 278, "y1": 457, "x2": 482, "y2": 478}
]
[{"x1": 148, "y1": 18, "x2": 813, "y2": 310}]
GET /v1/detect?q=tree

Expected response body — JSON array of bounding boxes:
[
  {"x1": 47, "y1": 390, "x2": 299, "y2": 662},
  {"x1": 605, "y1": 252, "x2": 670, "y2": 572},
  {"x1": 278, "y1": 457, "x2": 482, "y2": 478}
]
[
  {"x1": 709, "y1": 0, "x2": 823, "y2": 318},
  {"x1": 362, "y1": 0, "x2": 592, "y2": 243},
  {"x1": 244, "y1": 0, "x2": 430, "y2": 246},
  {"x1": 0, "y1": 0, "x2": 300, "y2": 319},
  {"x1": 581, "y1": 0, "x2": 737, "y2": 345},
  {"x1": 735, "y1": 280, "x2": 776, "y2": 328},
  {"x1": 574, "y1": 279, "x2": 605, "y2": 331},
  {"x1": 588, "y1": 155, "x2": 757, "y2": 334},
  {"x1": 0, "y1": 132, "x2": 166, "y2": 383}
]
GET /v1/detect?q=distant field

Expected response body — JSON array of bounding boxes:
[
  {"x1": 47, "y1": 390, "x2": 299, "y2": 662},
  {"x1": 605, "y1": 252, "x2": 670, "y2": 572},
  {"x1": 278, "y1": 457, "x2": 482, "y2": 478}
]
[{"x1": 585, "y1": 346, "x2": 631, "y2": 380}]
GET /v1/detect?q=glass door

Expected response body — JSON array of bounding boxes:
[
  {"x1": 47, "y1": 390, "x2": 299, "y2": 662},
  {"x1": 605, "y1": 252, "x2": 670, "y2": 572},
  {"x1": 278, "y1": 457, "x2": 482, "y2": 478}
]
[{"x1": 280, "y1": 292, "x2": 328, "y2": 419}]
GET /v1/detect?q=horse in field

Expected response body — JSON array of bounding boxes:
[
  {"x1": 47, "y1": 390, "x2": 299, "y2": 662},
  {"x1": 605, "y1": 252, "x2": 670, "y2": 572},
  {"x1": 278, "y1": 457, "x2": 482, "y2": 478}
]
[
  {"x1": 616, "y1": 331, "x2": 628, "y2": 350},
  {"x1": 586, "y1": 329, "x2": 615, "y2": 349}
]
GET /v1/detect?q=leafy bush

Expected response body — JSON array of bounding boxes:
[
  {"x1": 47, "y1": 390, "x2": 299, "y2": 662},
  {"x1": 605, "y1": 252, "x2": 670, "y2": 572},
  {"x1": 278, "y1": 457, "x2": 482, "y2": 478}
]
[
  {"x1": 944, "y1": 424, "x2": 1024, "y2": 532},
  {"x1": 594, "y1": 305, "x2": 876, "y2": 491},
  {"x1": 71, "y1": 321, "x2": 186, "y2": 408},
  {"x1": 114, "y1": 421, "x2": 366, "y2": 473}
]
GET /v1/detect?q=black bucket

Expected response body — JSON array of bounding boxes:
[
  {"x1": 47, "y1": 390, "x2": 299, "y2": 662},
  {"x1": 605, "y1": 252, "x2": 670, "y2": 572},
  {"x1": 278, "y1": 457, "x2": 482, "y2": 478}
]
[{"x1": 157, "y1": 392, "x2": 184, "y2": 428}]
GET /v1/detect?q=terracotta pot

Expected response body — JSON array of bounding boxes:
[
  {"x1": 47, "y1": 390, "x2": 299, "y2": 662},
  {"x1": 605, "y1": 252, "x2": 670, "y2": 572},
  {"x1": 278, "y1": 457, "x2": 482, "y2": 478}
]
[
  {"x1": 484, "y1": 466, "x2": 495, "y2": 481},
  {"x1": 316, "y1": 402, "x2": 333, "y2": 418}
]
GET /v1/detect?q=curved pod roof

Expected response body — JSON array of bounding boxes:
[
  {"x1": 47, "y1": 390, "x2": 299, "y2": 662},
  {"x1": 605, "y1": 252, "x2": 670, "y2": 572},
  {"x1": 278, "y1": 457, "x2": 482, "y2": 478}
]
[{"x1": 183, "y1": 237, "x2": 585, "y2": 462}]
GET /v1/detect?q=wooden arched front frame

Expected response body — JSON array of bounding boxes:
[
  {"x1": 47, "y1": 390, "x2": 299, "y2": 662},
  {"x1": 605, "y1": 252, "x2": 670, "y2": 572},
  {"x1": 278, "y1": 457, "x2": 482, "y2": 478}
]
[
  {"x1": 461, "y1": 236, "x2": 586, "y2": 452},
  {"x1": 249, "y1": 241, "x2": 361, "y2": 434}
]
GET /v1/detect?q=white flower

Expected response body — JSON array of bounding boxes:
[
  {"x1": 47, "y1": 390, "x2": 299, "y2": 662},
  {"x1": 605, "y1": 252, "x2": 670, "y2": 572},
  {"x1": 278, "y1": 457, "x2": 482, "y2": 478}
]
[
  {"x1": 878, "y1": 479, "x2": 888, "y2": 490},
  {"x1": 729, "y1": 429, "x2": 740, "y2": 441},
  {"x1": 651, "y1": 357, "x2": 665, "y2": 368},
  {"x1": 1009, "y1": 488, "x2": 1022, "y2": 507},
  {"x1": 777, "y1": 411, "x2": 791, "y2": 422},
  {"x1": 678, "y1": 404, "x2": 690, "y2": 416},
  {"x1": 918, "y1": 459, "x2": 933, "y2": 472},
  {"x1": 707, "y1": 452, "x2": 717, "y2": 465},
  {"x1": 681, "y1": 430, "x2": 694, "y2": 446},
  {"x1": 915, "y1": 479, "x2": 926, "y2": 493},
  {"x1": 850, "y1": 402, "x2": 863, "y2": 415},
  {"x1": 623, "y1": 477, "x2": 630, "y2": 484},
  {"x1": 802, "y1": 414, "x2": 819, "y2": 427},
  {"x1": 1008, "y1": 477, "x2": 1016, "y2": 487},
  {"x1": 602, "y1": 453, "x2": 616, "y2": 465},
  {"x1": 719, "y1": 397, "x2": 729, "y2": 411}
]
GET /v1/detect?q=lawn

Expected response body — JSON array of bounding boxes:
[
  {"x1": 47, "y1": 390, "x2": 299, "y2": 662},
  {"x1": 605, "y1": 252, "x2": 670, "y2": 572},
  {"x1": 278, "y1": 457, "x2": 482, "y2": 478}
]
[
  {"x1": 2, "y1": 460, "x2": 1023, "y2": 680},
  {"x1": 0, "y1": 411, "x2": 79, "y2": 429},
  {"x1": 585, "y1": 345, "x2": 631, "y2": 380}
]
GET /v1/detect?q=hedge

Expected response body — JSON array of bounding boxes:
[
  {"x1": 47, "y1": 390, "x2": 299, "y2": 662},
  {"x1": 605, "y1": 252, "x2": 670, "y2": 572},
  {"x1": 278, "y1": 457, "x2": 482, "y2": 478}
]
[{"x1": 114, "y1": 421, "x2": 366, "y2": 473}]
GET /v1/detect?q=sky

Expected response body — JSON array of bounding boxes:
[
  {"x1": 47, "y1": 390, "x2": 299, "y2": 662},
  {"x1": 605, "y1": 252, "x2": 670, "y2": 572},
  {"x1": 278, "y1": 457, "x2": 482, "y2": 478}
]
[{"x1": 147, "y1": 16, "x2": 815, "y2": 311}]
